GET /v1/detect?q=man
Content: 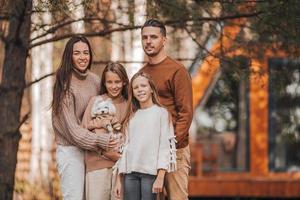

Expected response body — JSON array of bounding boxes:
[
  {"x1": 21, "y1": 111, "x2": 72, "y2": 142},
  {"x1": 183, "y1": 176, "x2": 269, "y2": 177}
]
[{"x1": 140, "y1": 19, "x2": 193, "y2": 200}]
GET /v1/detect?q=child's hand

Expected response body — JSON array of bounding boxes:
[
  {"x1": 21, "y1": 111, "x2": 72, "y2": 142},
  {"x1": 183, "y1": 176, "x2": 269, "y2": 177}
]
[
  {"x1": 152, "y1": 176, "x2": 164, "y2": 193},
  {"x1": 102, "y1": 151, "x2": 121, "y2": 162},
  {"x1": 89, "y1": 118, "x2": 111, "y2": 130},
  {"x1": 112, "y1": 122, "x2": 122, "y2": 131},
  {"x1": 115, "y1": 175, "x2": 123, "y2": 199},
  {"x1": 152, "y1": 169, "x2": 166, "y2": 193}
]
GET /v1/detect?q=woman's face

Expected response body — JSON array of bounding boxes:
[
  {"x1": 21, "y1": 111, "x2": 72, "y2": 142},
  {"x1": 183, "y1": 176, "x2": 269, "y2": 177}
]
[
  {"x1": 72, "y1": 41, "x2": 90, "y2": 72},
  {"x1": 132, "y1": 76, "x2": 153, "y2": 107},
  {"x1": 105, "y1": 71, "x2": 125, "y2": 99}
]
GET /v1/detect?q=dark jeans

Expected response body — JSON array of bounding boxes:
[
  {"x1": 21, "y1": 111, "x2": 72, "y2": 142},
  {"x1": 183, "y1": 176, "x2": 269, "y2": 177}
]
[{"x1": 124, "y1": 172, "x2": 157, "y2": 200}]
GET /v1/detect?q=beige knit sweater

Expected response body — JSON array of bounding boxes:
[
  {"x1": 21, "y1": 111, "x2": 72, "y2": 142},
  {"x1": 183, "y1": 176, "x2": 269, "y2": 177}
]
[
  {"x1": 117, "y1": 105, "x2": 176, "y2": 175},
  {"x1": 82, "y1": 94, "x2": 127, "y2": 173},
  {"x1": 52, "y1": 69, "x2": 110, "y2": 151}
]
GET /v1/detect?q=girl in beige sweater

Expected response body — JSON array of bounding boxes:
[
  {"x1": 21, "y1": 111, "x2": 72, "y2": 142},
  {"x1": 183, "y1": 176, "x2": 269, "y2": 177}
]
[{"x1": 82, "y1": 62, "x2": 129, "y2": 200}]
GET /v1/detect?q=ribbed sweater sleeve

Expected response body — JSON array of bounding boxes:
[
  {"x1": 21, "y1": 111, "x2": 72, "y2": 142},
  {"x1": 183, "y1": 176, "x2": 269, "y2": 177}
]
[
  {"x1": 173, "y1": 67, "x2": 193, "y2": 147},
  {"x1": 81, "y1": 96, "x2": 95, "y2": 130},
  {"x1": 61, "y1": 93, "x2": 110, "y2": 151}
]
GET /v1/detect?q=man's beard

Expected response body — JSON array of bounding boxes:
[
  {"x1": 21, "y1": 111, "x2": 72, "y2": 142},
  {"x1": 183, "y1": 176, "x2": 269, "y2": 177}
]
[{"x1": 144, "y1": 46, "x2": 163, "y2": 57}]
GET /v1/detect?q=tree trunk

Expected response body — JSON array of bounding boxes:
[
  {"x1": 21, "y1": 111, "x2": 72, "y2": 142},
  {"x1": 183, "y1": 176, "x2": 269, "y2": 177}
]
[
  {"x1": 0, "y1": 0, "x2": 32, "y2": 199},
  {"x1": 30, "y1": 4, "x2": 53, "y2": 192}
]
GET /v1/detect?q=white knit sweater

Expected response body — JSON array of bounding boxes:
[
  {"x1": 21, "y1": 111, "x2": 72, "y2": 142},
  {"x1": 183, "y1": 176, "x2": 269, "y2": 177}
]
[{"x1": 117, "y1": 104, "x2": 177, "y2": 175}]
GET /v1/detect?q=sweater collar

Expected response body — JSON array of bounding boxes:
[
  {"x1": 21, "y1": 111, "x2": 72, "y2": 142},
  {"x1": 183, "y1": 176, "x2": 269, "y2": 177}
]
[
  {"x1": 72, "y1": 67, "x2": 88, "y2": 80},
  {"x1": 148, "y1": 56, "x2": 168, "y2": 66},
  {"x1": 103, "y1": 93, "x2": 126, "y2": 104}
]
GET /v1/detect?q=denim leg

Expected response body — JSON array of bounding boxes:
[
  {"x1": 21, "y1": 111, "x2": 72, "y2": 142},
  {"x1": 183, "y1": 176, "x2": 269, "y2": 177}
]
[
  {"x1": 140, "y1": 173, "x2": 156, "y2": 200},
  {"x1": 124, "y1": 173, "x2": 141, "y2": 200}
]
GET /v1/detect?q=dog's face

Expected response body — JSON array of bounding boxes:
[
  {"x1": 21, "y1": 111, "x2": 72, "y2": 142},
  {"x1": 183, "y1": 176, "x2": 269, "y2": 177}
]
[
  {"x1": 91, "y1": 98, "x2": 116, "y2": 117},
  {"x1": 97, "y1": 105, "x2": 110, "y2": 115}
]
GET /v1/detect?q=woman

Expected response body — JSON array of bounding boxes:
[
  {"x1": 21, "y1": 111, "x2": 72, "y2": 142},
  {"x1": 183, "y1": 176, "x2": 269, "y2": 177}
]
[
  {"x1": 82, "y1": 62, "x2": 129, "y2": 200},
  {"x1": 51, "y1": 36, "x2": 117, "y2": 199}
]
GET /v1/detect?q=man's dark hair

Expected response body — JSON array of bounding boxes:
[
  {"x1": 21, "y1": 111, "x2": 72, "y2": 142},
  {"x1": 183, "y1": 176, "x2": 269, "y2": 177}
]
[{"x1": 141, "y1": 19, "x2": 166, "y2": 37}]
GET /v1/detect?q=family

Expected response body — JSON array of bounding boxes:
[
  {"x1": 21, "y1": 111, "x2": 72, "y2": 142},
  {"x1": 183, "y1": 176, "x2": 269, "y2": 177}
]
[{"x1": 51, "y1": 19, "x2": 193, "y2": 200}]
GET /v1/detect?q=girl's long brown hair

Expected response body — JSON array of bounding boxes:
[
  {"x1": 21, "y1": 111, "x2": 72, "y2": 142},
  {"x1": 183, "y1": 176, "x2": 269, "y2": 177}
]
[
  {"x1": 52, "y1": 36, "x2": 93, "y2": 115},
  {"x1": 99, "y1": 62, "x2": 129, "y2": 100},
  {"x1": 122, "y1": 71, "x2": 164, "y2": 131}
]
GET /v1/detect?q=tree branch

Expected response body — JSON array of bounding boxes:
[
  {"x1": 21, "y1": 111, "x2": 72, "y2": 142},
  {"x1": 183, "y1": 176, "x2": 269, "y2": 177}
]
[
  {"x1": 184, "y1": 26, "x2": 244, "y2": 72},
  {"x1": 29, "y1": 25, "x2": 140, "y2": 49},
  {"x1": 25, "y1": 72, "x2": 55, "y2": 88},
  {"x1": 17, "y1": 111, "x2": 30, "y2": 131},
  {"x1": 165, "y1": 11, "x2": 264, "y2": 25},
  {"x1": 184, "y1": 27, "x2": 217, "y2": 58},
  {"x1": 93, "y1": 58, "x2": 195, "y2": 65},
  {"x1": 28, "y1": 10, "x2": 264, "y2": 49},
  {"x1": 30, "y1": 17, "x2": 126, "y2": 42}
]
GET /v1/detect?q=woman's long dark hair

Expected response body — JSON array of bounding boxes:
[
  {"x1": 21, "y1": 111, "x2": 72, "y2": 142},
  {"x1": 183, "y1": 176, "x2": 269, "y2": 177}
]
[
  {"x1": 100, "y1": 62, "x2": 129, "y2": 100},
  {"x1": 52, "y1": 36, "x2": 93, "y2": 115}
]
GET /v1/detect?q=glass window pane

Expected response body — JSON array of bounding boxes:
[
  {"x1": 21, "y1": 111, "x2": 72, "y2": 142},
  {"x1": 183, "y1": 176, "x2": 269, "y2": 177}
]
[
  {"x1": 193, "y1": 57, "x2": 250, "y2": 173},
  {"x1": 269, "y1": 58, "x2": 300, "y2": 172}
]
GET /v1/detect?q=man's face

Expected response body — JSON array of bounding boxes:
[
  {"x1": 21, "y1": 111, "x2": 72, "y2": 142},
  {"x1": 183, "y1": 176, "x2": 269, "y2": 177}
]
[{"x1": 141, "y1": 26, "x2": 166, "y2": 57}]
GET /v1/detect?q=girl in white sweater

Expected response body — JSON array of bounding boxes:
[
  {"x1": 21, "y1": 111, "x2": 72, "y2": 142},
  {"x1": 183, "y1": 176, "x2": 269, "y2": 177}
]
[{"x1": 115, "y1": 72, "x2": 177, "y2": 200}]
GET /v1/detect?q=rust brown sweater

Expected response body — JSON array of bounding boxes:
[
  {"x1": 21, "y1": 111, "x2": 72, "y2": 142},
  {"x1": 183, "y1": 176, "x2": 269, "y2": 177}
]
[
  {"x1": 82, "y1": 94, "x2": 127, "y2": 173},
  {"x1": 141, "y1": 56, "x2": 193, "y2": 149},
  {"x1": 52, "y1": 69, "x2": 110, "y2": 151}
]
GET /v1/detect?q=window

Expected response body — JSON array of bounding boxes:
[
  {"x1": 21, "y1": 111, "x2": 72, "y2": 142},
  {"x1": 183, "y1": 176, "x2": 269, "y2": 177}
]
[
  {"x1": 193, "y1": 57, "x2": 250, "y2": 172},
  {"x1": 269, "y1": 58, "x2": 300, "y2": 172}
]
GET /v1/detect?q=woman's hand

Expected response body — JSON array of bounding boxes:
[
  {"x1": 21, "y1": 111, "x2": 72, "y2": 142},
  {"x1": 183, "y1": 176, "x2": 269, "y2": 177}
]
[
  {"x1": 115, "y1": 174, "x2": 123, "y2": 199},
  {"x1": 152, "y1": 169, "x2": 166, "y2": 193}
]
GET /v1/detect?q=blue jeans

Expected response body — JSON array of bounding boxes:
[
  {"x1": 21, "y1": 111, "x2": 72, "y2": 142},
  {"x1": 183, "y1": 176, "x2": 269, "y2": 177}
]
[{"x1": 124, "y1": 172, "x2": 156, "y2": 200}]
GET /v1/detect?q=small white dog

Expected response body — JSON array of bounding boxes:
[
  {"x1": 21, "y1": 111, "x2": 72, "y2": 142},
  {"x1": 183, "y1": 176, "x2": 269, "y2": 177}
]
[
  {"x1": 91, "y1": 97, "x2": 122, "y2": 134},
  {"x1": 90, "y1": 97, "x2": 124, "y2": 158}
]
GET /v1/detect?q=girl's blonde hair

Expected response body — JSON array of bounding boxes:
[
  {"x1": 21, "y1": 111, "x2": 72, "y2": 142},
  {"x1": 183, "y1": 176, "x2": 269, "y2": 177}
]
[{"x1": 122, "y1": 71, "x2": 163, "y2": 131}]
